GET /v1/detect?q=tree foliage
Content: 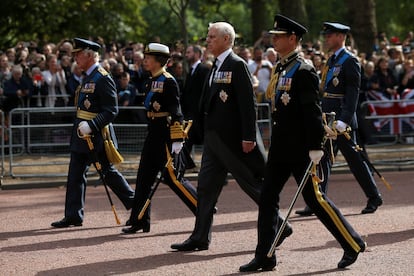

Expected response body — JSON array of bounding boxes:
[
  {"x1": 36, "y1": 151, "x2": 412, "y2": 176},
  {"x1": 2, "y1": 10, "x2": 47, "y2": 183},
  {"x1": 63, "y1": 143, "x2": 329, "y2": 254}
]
[
  {"x1": 0, "y1": 0, "x2": 145, "y2": 49},
  {"x1": 0, "y1": 0, "x2": 413, "y2": 53}
]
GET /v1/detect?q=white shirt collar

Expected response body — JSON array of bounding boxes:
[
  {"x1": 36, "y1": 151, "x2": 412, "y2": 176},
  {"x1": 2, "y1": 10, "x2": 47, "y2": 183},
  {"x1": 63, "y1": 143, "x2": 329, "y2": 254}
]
[
  {"x1": 85, "y1": 63, "x2": 99, "y2": 76},
  {"x1": 192, "y1": 60, "x2": 201, "y2": 73},
  {"x1": 334, "y1": 47, "x2": 346, "y2": 58},
  {"x1": 215, "y1": 48, "x2": 232, "y2": 70}
]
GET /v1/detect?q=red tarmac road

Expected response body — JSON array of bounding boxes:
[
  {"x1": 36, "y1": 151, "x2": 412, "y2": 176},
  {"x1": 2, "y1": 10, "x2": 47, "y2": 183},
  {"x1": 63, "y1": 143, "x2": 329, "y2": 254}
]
[{"x1": 0, "y1": 171, "x2": 413, "y2": 275}]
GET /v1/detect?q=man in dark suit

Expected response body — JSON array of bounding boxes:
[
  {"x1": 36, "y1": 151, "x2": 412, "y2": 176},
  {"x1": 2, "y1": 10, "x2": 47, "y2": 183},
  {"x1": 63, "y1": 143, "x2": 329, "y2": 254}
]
[
  {"x1": 51, "y1": 38, "x2": 134, "y2": 228},
  {"x1": 239, "y1": 15, "x2": 367, "y2": 272},
  {"x1": 181, "y1": 44, "x2": 210, "y2": 151},
  {"x1": 170, "y1": 21, "x2": 272, "y2": 251},
  {"x1": 296, "y1": 22, "x2": 383, "y2": 216}
]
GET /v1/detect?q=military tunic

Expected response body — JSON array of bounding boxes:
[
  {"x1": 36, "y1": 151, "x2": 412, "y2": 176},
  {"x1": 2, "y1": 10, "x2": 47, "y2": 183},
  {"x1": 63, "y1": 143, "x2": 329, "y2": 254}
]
[
  {"x1": 64, "y1": 64, "x2": 134, "y2": 222},
  {"x1": 254, "y1": 52, "x2": 365, "y2": 260},
  {"x1": 319, "y1": 48, "x2": 381, "y2": 200},
  {"x1": 127, "y1": 69, "x2": 198, "y2": 227}
]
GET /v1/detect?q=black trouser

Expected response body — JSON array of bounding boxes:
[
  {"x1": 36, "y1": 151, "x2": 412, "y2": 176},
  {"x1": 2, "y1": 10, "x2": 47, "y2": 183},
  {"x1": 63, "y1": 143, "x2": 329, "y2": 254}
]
[
  {"x1": 65, "y1": 151, "x2": 134, "y2": 221},
  {"x1": 190, "y1": 131, "x2": 265, "y2": 244},
  {"x1": 320, "y1": 130, "x2": 381, "y2": 199},
  {"x1": 255, "y1": 158, "x2": 366, "y2": 260},
  {"x1": 128, "y1": 143, "x2": 197, "y2": 226}
]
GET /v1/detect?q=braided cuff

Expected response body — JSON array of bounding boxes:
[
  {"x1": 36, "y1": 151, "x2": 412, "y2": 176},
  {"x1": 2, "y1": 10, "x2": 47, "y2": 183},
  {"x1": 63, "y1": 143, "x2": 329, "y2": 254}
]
[{"x1": 170, "y1": 121, "x2": 185, "y2": 140}]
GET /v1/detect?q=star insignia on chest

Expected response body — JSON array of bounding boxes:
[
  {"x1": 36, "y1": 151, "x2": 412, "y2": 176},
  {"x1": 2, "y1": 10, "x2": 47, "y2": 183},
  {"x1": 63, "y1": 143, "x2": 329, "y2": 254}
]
[
  {"x1": 281, "y1": 91, "x2": 290, "y2": 106},
  {"x1": 84, "y1": 98, "x2": 91, "y2": 109},
  {"x1": 219, "y1": 90, "x2": 228, "y2": 102}
]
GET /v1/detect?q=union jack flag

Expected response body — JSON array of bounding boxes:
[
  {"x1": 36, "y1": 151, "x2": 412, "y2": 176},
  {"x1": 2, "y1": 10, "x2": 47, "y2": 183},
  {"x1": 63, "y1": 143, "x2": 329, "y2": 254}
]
[{"x1": 367, "y1": 89, "x2": 414, "y2": 135}]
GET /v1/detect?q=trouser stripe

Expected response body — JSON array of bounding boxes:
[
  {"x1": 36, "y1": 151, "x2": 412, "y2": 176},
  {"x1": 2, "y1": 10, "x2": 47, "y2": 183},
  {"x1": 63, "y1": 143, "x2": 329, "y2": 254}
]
[
  {"x1": 165, "y1": 148, "x2": 197, "y2": 207},
  {"x1": 312, "y1": 176, "x2": 361, "y2": 252}
]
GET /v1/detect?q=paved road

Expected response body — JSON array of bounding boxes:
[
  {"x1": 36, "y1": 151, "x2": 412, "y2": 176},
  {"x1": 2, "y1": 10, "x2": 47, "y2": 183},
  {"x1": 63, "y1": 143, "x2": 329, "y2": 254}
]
[{"x1": 0, "y1": 171, "x2": 413, "y2": 275}]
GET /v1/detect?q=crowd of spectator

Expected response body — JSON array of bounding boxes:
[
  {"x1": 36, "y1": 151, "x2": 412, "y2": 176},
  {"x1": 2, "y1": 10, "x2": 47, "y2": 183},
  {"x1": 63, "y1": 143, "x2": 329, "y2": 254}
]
[{"x1": 1, "y1": 31, "x2": 414, "y2": 142}]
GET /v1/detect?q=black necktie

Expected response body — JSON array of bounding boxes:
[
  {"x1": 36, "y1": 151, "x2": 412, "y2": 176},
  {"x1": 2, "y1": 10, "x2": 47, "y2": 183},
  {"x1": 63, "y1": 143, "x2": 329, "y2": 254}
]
[
  {"x1": 209, "y1": 58, "x2": 218, "y2": 86},
  {"x1": 329, "y1": 55, "x2": 336, "y2": 67}
]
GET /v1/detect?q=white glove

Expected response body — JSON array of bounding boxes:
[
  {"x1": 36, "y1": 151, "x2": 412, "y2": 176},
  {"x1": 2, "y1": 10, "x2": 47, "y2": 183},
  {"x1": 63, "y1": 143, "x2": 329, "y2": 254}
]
[
  {"x1": 78, "y1": 121, "x2": 92, "y2": 136},
  {"x1": 309, "y1": 150, "x2": 324, "y2": 164},
  {"x1": 172, "y1": 141, "x2": 183, "y2": 154},
  {"x1": 335, "y1": 120, "x2": 347, "y2": 133}
]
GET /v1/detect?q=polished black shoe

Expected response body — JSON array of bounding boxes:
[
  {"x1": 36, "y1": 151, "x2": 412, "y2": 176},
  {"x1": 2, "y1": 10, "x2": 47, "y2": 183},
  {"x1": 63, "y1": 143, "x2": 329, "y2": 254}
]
[
  {"x1": 125, "y1": 219, "x2": 131, "y2": 226},
  {"x1": 276, "y1": 224, "x2": 293, "y2": 247},
  {"x1": 170, "y1": 238, "x2": 209, "y2": 251},
  {"x1": 51, "y1": 218, "x2": 82, "y2": 228},
  {"x1": 361, "y1": 196, "x2": 383, "y2": 214},
  {"x1": 338, "y1": 242, "x2": 366, "y2": 269},
  {"x1": 295, "y1": 206, "x2": 314, "y2": 216},
  {"x1": 121, "y1": 223, "x2": 150, "y2": 234},
  {"x1": 239, "y1": 257, "x2": 276, "y2": 272}
]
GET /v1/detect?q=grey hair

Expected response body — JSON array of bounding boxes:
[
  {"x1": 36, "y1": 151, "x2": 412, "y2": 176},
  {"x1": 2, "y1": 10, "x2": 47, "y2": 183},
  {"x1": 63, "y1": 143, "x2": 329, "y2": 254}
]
[
  {"x1": 209, "y1": 22, "x2": 236, "y2": 46},
  {"x1": 84, "y1": 49, "x2": 100, "y2": 62},
  {"x1": 12, "y1": 64, "x2": 23, "y2": 74}
]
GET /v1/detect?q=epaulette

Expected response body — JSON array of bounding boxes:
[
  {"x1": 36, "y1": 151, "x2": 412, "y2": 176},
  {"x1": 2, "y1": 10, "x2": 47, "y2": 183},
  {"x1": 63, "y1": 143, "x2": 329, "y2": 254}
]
[
  {"x1": 298, "y1": 60, "x2": 314, "y2": 71},
  {"x1": 98, "y1": 67, "x2": 109, "y2": 76},
  {"x1": 162, "y1": 71, "x2": 173, "y2": 79}
]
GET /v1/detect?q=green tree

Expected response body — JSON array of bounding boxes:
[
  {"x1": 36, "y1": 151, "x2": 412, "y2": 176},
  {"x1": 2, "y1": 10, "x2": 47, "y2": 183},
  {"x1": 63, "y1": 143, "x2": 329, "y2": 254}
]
[
  {"x1": 1, "y1": 0, "x2": 413, "y2": 56},
  {"x1": 346, "y1": 0, "x2": 377, "y2": 56},
  {"x1": 0, "y1": 0, "x2": 145, "y2": 49}
]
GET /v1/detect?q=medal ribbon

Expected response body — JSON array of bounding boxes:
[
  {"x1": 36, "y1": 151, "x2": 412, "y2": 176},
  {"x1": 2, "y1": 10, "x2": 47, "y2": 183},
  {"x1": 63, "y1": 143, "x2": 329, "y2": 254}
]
[
  {"x1": 77, "y1": 67, "x2": 103, "y2": 107},
  {"x1": 274, "y1": 61, "x2": 300, "y2": 104},
  {"x1": 322, "y1": 52, "x2": 350, "y2": 90},
  {"x1": 144, "y1": 74, "x2": 166, "y2": 109}
]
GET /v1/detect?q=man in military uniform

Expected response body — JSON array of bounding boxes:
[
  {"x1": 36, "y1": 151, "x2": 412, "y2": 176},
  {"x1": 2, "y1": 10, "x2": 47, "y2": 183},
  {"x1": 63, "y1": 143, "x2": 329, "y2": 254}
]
[
  {"x1": 240, "y1": 15, "x2": 366, "y2": 272},
  {"x1": 51, "y1": 38, "x2": 134, "y2": 228},
  {"x1": 296, "y1": 22, "x2": 383, "y2": 216}
]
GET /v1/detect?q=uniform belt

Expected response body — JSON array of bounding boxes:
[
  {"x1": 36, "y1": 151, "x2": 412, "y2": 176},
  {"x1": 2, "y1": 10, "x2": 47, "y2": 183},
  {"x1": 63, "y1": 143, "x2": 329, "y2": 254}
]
[
  {"x1": 323, "y1": 92, "x2": 345, "y2": 99},
  {"x1": 77, "y1": 110, "x2": 98, "y2": 120},
  {"x1": 147, "y1": 111, "x2": 170, "y2": 119}
]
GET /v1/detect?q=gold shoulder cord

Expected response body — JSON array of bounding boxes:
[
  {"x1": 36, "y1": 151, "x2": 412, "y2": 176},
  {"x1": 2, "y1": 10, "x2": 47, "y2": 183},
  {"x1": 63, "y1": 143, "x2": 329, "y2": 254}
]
[
  {"x1": 319, "y1": 64, "x2": 329, "y2": 92},
  {"x1": 74, "y1": 85, "x2": 81, "y2": 107},
  {"x1": 265, "y1": 66, "x2": 279, "y2": 111}
]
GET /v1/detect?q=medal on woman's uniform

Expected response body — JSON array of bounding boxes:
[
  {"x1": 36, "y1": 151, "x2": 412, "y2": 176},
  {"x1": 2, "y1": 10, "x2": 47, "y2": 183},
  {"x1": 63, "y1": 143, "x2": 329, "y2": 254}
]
[{"x1": 333, "y1": 77, "x2": 339, "y2": 87}]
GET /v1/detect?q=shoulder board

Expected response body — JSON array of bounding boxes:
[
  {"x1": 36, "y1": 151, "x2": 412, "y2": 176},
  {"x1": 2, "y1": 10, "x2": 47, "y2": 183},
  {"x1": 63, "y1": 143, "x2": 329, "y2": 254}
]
[
  {"x1": 162, "y1": 71, "x2": 173, "y2": 79},
  {"x1": 98, "y1": 67, "x2": 109, "y2": 76},
  {"x1": 299, "y1": 61, "x2": 314, "y2": 71},
  {"x1": 295, "y1": 57, "x2": 312, "y2": 71}
]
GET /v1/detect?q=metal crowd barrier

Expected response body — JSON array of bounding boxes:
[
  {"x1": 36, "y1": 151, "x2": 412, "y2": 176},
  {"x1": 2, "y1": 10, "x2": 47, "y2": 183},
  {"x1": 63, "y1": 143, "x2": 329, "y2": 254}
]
[
  {"x1": 361, "y1": 98, "x2": 414, "y2": 145},
  {"x1": 2, "y1": 104, "x2": 272, "y2": 180},
  {"x1": 1, "y1": 101, "x2": 414, "y2": 184}
]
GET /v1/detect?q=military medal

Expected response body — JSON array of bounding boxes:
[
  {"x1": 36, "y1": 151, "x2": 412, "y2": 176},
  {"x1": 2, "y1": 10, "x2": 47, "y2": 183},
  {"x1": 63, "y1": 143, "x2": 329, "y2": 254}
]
[
  {"x1": 332, "y1": 66, "x2": 341, "y2": 87},
  {"x1": 84, "y1": 98, "x2": 91, "y2": 109},
  {"x1": 281, "y1": 92, "x2": 290, "y2": 105},
  {"x1": 219, "y1": 90, "x2": 228, "y2": 102}
]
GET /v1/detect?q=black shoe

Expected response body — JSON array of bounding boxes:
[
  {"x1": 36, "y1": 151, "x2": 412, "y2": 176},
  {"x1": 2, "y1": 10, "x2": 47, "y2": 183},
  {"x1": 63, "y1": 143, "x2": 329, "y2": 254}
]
[
  {"x1": 295, "y1": 206, "x2": 314, "y2": 216},
  {"x1": 361, "y1": 196, "x2": 383, "y2": 214},
  {"x1": 125, "y1": 219, "x2": 131, "y2": 226},
  {"x1": 51, "y1": 218, "x2": 82, "y2": 228},
  {"x1": 337, "y1": 242, "x2": 366, "y2": 269},
  {"x1": 170, "y1": 238, "x2": 209, "y2": 251},
  {"x1": 121, "y1": 223, "x2": 150, "y2": 234},
  {"x1": 276, "y1": 224, "x2": 293, "y2": 247},
  {"x1": 239, "y1": 257, "x2": 276, "y2": 272}
]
